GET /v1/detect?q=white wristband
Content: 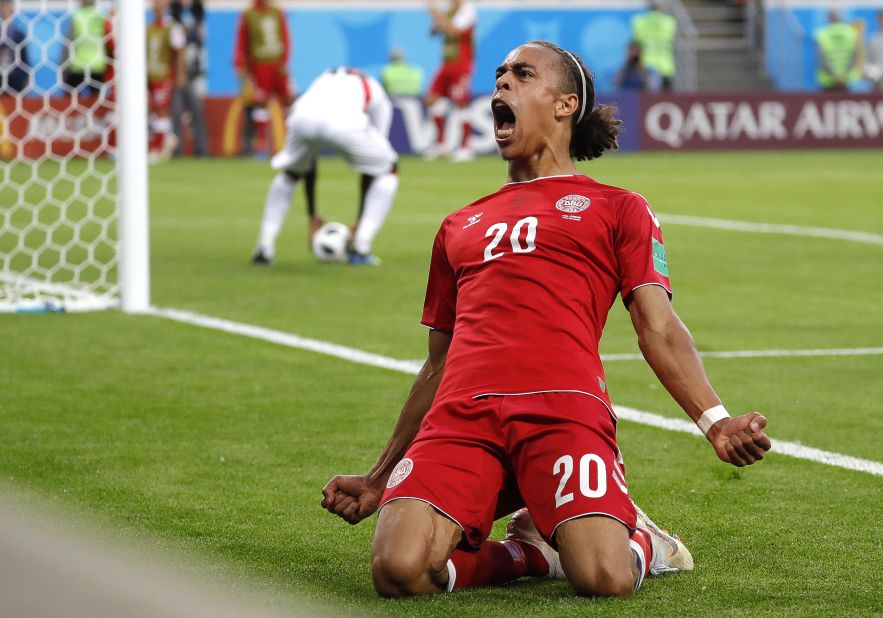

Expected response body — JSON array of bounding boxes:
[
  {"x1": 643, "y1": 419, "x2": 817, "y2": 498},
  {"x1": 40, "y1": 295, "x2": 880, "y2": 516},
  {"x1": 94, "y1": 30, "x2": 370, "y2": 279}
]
[{"x1": 697, "y1": 405, "x2": 731, "y2": 435}]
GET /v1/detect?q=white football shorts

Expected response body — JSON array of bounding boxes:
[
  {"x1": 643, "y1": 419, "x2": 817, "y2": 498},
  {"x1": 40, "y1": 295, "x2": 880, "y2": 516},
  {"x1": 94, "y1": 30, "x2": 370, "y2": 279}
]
[{"x1": 271, "y1": 114, "x2": 397, "y2": 177}]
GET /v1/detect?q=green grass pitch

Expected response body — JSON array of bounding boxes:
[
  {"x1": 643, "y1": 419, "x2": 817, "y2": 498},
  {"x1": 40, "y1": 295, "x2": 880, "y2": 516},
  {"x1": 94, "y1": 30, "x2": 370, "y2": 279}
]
[{"x1": 1, "y1": 150, "x2": 882, "y2": 616}]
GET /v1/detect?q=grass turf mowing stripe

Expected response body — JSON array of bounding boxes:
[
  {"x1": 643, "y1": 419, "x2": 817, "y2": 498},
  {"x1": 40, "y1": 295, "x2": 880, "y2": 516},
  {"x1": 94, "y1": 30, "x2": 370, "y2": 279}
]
[
  {"x1": 658, "y1": 213, "x2": 883, "y2": 246},
  {"x1": 147, "y1": 306, "x2": 883, "y2": 477}
]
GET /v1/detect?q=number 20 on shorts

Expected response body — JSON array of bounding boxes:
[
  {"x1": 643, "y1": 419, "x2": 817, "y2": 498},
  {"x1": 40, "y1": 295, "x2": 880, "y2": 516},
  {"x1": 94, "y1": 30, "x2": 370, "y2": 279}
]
[{"x1": 553, "y1": 453, "x2": 608, "y2": 508}]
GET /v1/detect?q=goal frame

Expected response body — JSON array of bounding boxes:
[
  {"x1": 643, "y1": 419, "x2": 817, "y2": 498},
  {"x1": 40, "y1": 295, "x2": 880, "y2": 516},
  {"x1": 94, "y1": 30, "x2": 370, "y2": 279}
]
[
  {"x1": 0, "y1": 0, "x2": 149, "y2": 313},
  {"x1": 117, "y1": 0, "x2": 150, "y2": 313}
]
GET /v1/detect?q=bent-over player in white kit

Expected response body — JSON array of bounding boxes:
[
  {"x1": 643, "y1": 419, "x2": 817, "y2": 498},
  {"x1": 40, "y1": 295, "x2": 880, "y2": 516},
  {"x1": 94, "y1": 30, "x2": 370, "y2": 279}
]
[{"x1": 252, "y1": 67, "x2": 400, "y2": 265}]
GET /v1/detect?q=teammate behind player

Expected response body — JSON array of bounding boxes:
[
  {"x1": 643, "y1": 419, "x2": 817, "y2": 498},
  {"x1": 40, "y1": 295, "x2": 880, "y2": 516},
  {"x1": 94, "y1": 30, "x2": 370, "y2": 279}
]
[
  {"x1": 234, "y1": 0, "x2": 294, "y2": 157},
  {"x1": 252, "y1": 67, "x2": 399, "y2": 266},
  {"x1": 321, "y1": 41, "x2": 771, "y2": 598},
  {"x1": 424, "y1": 0, "x2": 477, "y2": 162},
  {"x1": 146, "y1": 0, "x2": 186, "y2": 163}
]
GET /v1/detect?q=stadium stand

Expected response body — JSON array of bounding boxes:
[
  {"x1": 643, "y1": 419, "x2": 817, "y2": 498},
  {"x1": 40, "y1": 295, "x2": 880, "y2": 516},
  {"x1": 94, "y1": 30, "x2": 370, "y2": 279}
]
[{"x1": 684, "y1": 0, "x2": 772, "y2": 90}]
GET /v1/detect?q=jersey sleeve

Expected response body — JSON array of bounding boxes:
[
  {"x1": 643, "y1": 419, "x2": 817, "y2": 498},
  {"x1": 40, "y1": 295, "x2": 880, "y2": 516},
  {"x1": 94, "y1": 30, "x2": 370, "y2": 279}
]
[
  {"x1": 421, "y1": 218, "x2": 457, "y2": 332},
  {"x1": 614, "y1": 192, "x2": 672, "y2": 305}
]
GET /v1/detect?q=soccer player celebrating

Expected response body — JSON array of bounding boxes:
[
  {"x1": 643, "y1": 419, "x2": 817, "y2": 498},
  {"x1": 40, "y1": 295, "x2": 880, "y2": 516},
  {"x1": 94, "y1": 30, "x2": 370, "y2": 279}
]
[
  {"x1": 146, "y1": 0, "x2": 186, "y2": 163},
  {"x1": 252, "y1": 67, "x2": 399, "y2": 266},
  {"x1": 321, "y1": 41, "x2": 771, "y2": 597},
  {"x1": 424, "y1": 0, "x2": 477, "y2": 162},
  {"x1": 233, "y1": 0, "x2": 294, "y2": 157}
]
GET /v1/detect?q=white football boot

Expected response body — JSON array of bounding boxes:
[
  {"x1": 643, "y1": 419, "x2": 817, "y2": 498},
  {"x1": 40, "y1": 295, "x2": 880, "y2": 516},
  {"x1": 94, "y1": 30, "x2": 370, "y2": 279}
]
[
  {"x1": 505, "y1": 508, "x2": 565, "y2": 579},
  {"x1": 422, "y1": 143, "x2": 450, "y2": 161},
  {"x1": 158, "y1": 132, "x2": 179, "y2": 162},
  {"x1": 633, "y1": 503, "x2": 694, "y2": 575},
  {"x1": 450, "y1": 147, "x2": 475, "y2": 162}
]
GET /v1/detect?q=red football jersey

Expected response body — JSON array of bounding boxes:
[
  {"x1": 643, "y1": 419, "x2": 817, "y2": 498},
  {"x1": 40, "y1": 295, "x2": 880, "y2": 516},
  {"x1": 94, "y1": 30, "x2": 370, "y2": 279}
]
[{"x1": 422, "y1": 174, "x2": 672, "y2": 412}]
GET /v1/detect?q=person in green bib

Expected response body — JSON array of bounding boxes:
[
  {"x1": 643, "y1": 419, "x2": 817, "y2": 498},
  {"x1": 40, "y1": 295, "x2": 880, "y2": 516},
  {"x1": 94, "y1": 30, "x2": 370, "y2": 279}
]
[
  {"x1": 382, "y1": 48, "x2": 424, "y2": 97},
  {"x1": 631, "y1": 1, "x2": 677, "y2": 91},
  {"x1": 813, "y1": 9, "x2": 863, "y2": 91},
  {"x1": 62, "y1": 0, "x2": 109, "y2": 95}
]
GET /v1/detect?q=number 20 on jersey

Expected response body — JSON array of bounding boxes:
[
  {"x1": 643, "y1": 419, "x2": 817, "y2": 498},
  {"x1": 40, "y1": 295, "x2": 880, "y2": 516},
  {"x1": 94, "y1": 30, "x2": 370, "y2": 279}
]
[{"x1": 483, "y1": 216, "x2": 538, "y2": 262}]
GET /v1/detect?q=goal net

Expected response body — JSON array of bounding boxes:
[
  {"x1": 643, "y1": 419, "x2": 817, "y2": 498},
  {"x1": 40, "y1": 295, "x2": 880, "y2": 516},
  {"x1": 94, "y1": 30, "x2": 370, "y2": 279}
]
[{"x1": 0, "y1": 0, "x2": 147, "y2": 313}]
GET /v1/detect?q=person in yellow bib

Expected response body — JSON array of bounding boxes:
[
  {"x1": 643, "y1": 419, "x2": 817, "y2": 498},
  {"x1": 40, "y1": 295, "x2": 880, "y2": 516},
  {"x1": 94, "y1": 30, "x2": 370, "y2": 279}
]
[
  {"x1": 382, "y1": 48, "x2": 424, "y2": 97},
  {"x1": 62, "y1": 0, "x2": 109, "y2": 96},
  {"x1": 425, "y1": 0, "x2": 477, "y2": 162},
  {"x1": 234, "y1": 0, "x2": 294, "y2": 157},
  {"x1": 146, "y1": 0, "x2": 186, "y2": 163},
  {"x1": 813, "y1": 9, "x2": 863, "y2": 91},
  {"x1": 631, "y1": 1, "x2": 677, "y2": 91}
]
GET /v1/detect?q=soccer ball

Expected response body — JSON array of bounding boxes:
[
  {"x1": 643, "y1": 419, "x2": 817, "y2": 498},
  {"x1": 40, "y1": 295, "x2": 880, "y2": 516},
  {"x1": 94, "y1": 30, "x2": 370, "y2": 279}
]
[{"x1": 311, "y1": 221, "x2": 350, "y2": 262}]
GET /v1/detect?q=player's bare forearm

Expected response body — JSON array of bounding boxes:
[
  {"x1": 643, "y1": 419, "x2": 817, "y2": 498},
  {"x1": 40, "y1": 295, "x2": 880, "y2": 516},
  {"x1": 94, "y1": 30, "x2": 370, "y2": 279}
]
[
  {"x1": 437, "y1": 22, "x2": 463, "y2": 37},
  {"x1": 176, "y1": 53, "x2": 187, "y2": 89},
  {"x1": 627, "y1": 286, "x2": 771, "y2": 466},
  {"x1": 628, "y1": 286, "x2": 719, "y2": 420},
  {"x1": 321, "y1": 329, "x2": 451, "y2": 523},
  {"x1": 427, "y1": 6, "x2": 461, "y2": 38},
  {"x1": 365, "y1": 329, "x2": 451, "y2": 486}
]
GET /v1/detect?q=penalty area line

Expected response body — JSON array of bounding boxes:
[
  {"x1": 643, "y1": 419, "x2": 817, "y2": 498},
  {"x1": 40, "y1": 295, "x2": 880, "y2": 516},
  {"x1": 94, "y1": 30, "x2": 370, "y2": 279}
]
[{"x1": 147, "y1": 306, "x2": 883, "y2": 478}]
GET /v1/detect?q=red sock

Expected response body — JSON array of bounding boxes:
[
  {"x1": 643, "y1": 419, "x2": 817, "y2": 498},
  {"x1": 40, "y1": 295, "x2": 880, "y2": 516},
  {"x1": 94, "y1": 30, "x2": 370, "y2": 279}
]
[
  {"x1": 149, "y1": 132, "x2": 163, "y2": 153},
  {"x1": 255, "y1": 119, "x2": 269, "y2": 152},
  {"x1": 433, "y1": 115, "x2": 446, "y2": 145},
  {"x1": 448, "y1": 539, "x2": 547, "y2": 591},
  {"x1": 461, "y1": 121, "x2": 471, "y2": 148}
]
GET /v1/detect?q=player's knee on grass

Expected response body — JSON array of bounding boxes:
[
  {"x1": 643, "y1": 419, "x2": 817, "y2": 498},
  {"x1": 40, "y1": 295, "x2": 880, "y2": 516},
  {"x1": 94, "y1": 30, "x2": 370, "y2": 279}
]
[
  {"x1": 556, "y1": 516, "x2": 636, "y2": 598},
  {"x1": 371, "y1": 544, "x2": 448, "y2": 598},
  {"x1": 562, "y1": 558, "x2": 635, "y2": 598},
  {"x1": 371, "y1": 500, "x2": 460, "y2": 597}
]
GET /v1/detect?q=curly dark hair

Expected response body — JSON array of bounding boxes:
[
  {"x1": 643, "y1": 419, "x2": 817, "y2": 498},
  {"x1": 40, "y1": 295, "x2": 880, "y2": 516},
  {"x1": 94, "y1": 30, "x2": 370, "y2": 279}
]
[{"x1": 528, "y1": 40, "x2": 621, "y2": 161}]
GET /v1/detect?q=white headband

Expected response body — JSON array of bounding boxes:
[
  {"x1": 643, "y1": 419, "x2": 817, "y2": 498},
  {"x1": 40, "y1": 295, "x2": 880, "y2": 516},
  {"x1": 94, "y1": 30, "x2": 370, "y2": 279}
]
[{"x1": 563, "y1": 51, "x2": 587, "y2": 124}]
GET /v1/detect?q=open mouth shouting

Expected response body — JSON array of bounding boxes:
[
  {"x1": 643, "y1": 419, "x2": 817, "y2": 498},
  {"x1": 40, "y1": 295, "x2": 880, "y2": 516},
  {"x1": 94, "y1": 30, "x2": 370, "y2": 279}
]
[{"x1": 492, "y1": 99, "x2": 517, "y2": 144}]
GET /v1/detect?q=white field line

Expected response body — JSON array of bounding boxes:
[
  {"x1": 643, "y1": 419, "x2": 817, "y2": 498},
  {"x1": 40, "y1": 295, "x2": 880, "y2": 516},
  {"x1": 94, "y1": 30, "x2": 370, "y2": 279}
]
[
  {"x1": 601, "y1": 347, "x2": 883, "y2": 361},
  {"x1": 147, "y1": 306, "x2": 883, "y2": 477},
  {"x1": 658, "y1": 213, "x2": 883, "y2": 246},
  {"x1": 402, "y1": 347, "x2": 883, "y2": 364},
  {"x1": 613, "y1": 407, "x2": 883, "y2": 477},
  {"x1": 149, "y1": 307, "x2": 424, "y2": 375}
]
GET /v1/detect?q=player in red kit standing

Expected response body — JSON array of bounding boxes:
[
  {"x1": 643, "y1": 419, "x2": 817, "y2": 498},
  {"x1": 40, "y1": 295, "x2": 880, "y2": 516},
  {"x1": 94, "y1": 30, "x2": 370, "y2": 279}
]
[
  {"x1": 424, "y1": 0, "x2": 477, "y2": 162},
  {"x1": 146, "y1": 0, "x2": 186, "y2": 163},
  {"x1": 234, "y1": 0, "x2": 294, "y2": 157},
  {"x1": 322, "y1": 41, "x2": 771, "y2": 598}
]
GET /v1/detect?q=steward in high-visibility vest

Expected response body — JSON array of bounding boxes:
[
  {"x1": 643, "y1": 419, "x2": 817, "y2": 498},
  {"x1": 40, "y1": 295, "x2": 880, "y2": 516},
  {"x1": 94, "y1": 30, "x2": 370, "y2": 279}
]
[
  {"x1": 813, "y1": 11, "x2": 862, "y2": 91},
  {"x1": 63, "y1": 0, "x2": 108, "y2": 94},
  {"x1": 632, "y1": 3, "x2": 677, "y2": 90},
  {"x1": 381, "y1": 49, "x2": 424, "y2": 96}
]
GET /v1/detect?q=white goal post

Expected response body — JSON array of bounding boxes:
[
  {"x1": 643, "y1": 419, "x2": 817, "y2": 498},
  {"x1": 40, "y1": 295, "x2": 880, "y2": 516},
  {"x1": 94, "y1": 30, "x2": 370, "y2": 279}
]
[{"x1": 0, "y1": 0, "x2": 148, "y2": 313}]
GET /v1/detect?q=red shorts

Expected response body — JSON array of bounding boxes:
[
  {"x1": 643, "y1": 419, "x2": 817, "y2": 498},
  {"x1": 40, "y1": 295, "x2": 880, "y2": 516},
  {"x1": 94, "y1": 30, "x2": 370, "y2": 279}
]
[
  {"x1": 380, "y1": 392, "x2": 636, "y2": 547},
  {"x1": 148, "y1": 78, "x2": 174, "y2": 113},
  {"x1": 428, "y1": 61, "x2": 472, "y2": 105},
  {"x1": 246, "y1": 62, "x2": 294, "y2": 106}
]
